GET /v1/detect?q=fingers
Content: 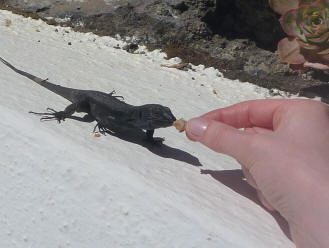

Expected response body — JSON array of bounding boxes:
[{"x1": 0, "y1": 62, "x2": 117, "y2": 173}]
[
  {"x1": 241, "y1": 164, "x2": 258, "y2": 188},
  {"x1": 244, "y1": 126, "x2": 273, "y2": 135},
  {"x1": 202, "y1": 99, "x2": 287, "y2": 130},
  {"x1": 241, "y1": 164, "x2": 276, "y2": 211},
  {"x1": 187, "y1": 119, "x2": 276, "y2": 212},
  {"x1": 186, "y1": 118, "x2": 257, "y2": 160}
]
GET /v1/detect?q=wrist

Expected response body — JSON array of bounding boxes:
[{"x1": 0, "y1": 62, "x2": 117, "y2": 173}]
[{"x1": 290, "y1": 181, "x2": 329, "y2": 248}]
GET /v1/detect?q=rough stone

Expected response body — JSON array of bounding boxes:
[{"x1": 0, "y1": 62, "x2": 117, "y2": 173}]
[{"x1": 1, "y1": 0, "x2": 329, "y2": 101}]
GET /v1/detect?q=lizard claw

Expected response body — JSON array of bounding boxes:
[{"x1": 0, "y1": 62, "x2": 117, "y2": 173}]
[
  {"x1": 92, "y1": 123, "x2": 114, "y2": 135},
  {"x1": 108, "y1": 90, "x2": 124, "y2": 101},
  {"x1": 146, "y1": 137, "x2": 165, "y2": 145},
  {"x1": 29, "y1": 108, "x2": 66, "y2": 123}
]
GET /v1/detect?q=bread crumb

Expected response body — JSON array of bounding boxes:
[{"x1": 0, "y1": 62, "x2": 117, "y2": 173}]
[
  {"x1": 173, "y1": 118, "x2": 187, "y2": 132},
  {"x1": 4, "y1": 19, "x2": 12, "y2": 27}
]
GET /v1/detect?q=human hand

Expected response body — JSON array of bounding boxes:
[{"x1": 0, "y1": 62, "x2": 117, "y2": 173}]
[{"x1": 186, "y1": 99, "x2": 329, "y2": 248}]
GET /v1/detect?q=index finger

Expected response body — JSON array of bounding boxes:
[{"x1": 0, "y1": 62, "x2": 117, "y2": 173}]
[{"x1": 202, "y1": 99, "x2": 287, "y2": 129}]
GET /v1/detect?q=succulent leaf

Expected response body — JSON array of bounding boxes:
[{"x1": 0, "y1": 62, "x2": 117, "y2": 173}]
[
  {"x1": 307, "y1": 31, "x2": 329, "y2": 43},
  {"x1": 313, "y1": 0, "x2": 329, "y2": 9},
  {"x1": 304, "y1": 61, "x2": 329, "y2": 69},
  {"x1": 280, "y1": 8, "x2": 307, "y2": 41},
  {"x1": 278, "y1": 37, "x2": 307, "y2": 64},
  {"x1": 299, "y1": 0, "x2": 318, "y2": 5},
  {"x1": 276, "y1": 0, "x2": 329, "y2": 70},
  {"x1": 296, "y1": 38, "x2": 320, "y2": 49},
  {"x1": 269, "y1": 0, "x2": 299, "y2": 14},
  {"x1": 317, "y1": 47, "x2": 329, "y2": 54}
]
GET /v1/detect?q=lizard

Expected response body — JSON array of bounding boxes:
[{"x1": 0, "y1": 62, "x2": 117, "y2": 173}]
[{"x1": 0, "y1": 57, "x2": 177, "y2": 142}]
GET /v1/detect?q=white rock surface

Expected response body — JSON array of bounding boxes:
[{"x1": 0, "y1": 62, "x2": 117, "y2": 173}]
[{"x1": 0, "y1": 10, "x2": 294, "y2": 248}]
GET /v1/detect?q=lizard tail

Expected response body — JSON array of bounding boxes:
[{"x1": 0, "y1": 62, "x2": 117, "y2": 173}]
[{"x1": 0, "y1": 56, "x2": 78, "y2": 102}]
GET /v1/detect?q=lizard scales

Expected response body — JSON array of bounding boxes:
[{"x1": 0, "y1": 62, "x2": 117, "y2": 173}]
[{"x1": 0, "y1": 57, "x2": 176, "y2": 141}]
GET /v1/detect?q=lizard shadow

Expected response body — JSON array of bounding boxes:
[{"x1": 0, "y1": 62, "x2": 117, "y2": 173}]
[
  {"x1": 200, "y1": 169, "x2": 292, "y2": 241},
  {"x1": 100, "y1": 126, "x2": 203, "y2": 167},
  {"x1": 64, "y1": 115, "x2": 202, "y2": 167}
]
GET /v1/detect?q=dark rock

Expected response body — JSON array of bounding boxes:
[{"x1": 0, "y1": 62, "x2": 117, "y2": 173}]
[
  {"x1": 123, "y1": 43, "x2": 139, "y2": 53},
  {"x1": 4, "y1": 0, "x2": 51, "y2": 12},
  {"x1": 206, "y1": 0, "x2": 284, "y2": 51},
  {"x1": 1, "y1": 0, "x2": 329, "y2": 101}
]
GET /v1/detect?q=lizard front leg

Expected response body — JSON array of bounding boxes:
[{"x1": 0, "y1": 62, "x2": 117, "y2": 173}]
[
  {"x1": 146, "y1": 129, "x2": 154, "y2": 140},
  {"x1": 92, "y1": 122, "x2": 113, "y2": 135},
  {"x1": 29, "y1": 102, "x2": 82, "y2": 123},
  {"x1": 146, "y1": 129, "x2": 164, "y2": 144}
]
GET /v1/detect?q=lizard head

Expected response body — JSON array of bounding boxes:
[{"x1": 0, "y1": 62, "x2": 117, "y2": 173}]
[
  {"x1": 128, "y1": 104, "x2": 177, "y2": 130},
  {"x1": 149, "y1": 104, "x2": 177, "y2": 129}
]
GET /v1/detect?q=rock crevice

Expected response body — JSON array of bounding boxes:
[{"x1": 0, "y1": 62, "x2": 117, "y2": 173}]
[{"x1": 1, "y1": 0, "x2": 329, "y2": 101}]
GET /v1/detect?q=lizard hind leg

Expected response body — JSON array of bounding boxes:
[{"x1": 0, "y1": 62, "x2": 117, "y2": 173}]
[
  {"x1": 29, "y1": 102, "x2": 81, "y2": 123},
  {"x1": 92, "y1": 122, "x2": 116, "y2": 135},
  {"x1": 29, "y1": 108, "x2": 68, "y2": 123}
]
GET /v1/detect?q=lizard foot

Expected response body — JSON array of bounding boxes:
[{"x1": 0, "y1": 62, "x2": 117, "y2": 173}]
[
  {"x1": 92, "y1": 123, "x2": 114, "y2": 135},
  {"x1": 29, "y1": 108, "x2": 67, "y2": 123},
  {"x1": 144, "y1": 129, "x2": 164, "y2": 145},
  {"x1": 108, "y1": 90, "x2": 124, "y2": 101},
  {"x1": 145, "y1": 136, "x2": 165, "y2": 145}
]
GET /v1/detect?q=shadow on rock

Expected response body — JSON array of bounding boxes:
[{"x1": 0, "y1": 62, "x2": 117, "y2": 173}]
[
  {"x1": 200, "y1": 169, "x2": 291, "y2": 241},
  {"x1": 299, "y1": 83, "x2": 329, "y2": 104},
  {"x1": 102, "y1": 127, "x2": 202, "y2": 167},
  {"x1": 65, "y1": 114, "x2": 202, "y2": 167}
]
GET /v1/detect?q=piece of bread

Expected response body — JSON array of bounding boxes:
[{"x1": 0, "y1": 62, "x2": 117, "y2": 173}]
[{"x1": 173, "y1": 118, "x2": 187, "y2": 132}]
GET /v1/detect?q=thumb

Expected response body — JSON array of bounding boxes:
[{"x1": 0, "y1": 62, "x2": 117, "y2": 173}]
[{"x1": 186, "y1": 117, "x2": 256, "y2": 160}]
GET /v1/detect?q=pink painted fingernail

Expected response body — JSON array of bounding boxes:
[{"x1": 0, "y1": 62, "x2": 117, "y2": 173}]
[{"x1": 187, "y1": 118, "x2": 208, "y2": 137}]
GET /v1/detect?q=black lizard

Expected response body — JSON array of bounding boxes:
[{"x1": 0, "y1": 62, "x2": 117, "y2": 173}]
[{"x1": 0, "y1": 57, "x2": 176, "y2": 142}]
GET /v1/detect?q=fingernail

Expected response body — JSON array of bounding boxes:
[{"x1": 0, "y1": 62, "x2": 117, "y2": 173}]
[{"x1": 187, "y1": 118, "x2": 208, "y2": 138}]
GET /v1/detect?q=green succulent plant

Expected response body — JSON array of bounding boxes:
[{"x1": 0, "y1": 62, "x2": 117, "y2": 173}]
[{"x1": 270, "y1": 0, "x2": 329, "y2": 70}]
